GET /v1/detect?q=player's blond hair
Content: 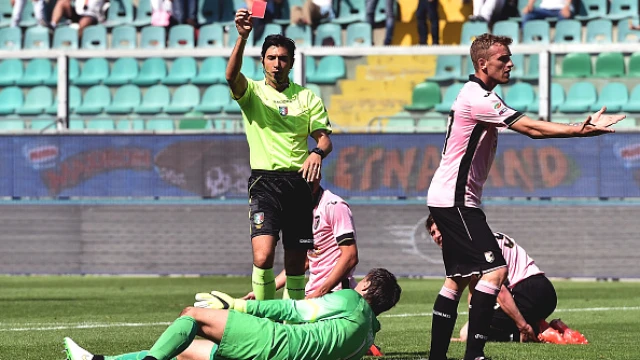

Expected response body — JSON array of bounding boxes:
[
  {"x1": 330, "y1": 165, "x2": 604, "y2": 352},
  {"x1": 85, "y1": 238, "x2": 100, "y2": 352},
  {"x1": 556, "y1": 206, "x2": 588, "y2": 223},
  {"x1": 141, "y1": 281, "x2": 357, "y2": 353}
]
[{"x1": 470, "y1": 33, "x2": 513, "y2": 71}]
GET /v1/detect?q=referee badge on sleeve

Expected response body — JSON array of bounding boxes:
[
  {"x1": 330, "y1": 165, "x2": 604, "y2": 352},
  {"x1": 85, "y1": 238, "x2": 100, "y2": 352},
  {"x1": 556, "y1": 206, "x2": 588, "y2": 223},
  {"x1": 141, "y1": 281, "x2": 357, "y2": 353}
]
[{"x1": 484, "y1": 251, "x2": 495, "y2": 263}]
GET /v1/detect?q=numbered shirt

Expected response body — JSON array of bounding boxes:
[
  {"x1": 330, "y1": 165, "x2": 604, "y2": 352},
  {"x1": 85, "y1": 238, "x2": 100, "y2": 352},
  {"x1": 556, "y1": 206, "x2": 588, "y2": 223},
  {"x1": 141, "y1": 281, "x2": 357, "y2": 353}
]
[
  {"x1": 427, "y1": 76, "x2": 524, "y2": 208},
  {"x1": 494, "y1": 232, "x2": 543, "y2": 288}
]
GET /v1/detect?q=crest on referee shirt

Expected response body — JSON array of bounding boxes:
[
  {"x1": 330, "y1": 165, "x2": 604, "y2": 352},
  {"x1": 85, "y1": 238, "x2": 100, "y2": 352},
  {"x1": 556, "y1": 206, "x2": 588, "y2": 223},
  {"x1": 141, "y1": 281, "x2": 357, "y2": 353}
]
[
  {"x1": 484, "y1": 251, "x2": 495, "y2": 263},
  {"x1": 279, "y1": 106, "x2": 288, "y2": 116}
]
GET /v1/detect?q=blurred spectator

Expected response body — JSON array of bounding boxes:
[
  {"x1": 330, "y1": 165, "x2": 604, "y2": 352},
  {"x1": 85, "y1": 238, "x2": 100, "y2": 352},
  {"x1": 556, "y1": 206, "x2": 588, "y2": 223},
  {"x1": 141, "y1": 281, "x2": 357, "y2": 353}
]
[
  {"x1": 629, "y1": 18, "x2": 640, "y2": 31},
  {"x1": 366, "y1": 0, "x2": 395, "y2": 45},
  {"x1": 170, "y1": 0, "x2": 198, "y2": 26},
  {"x1": 468, "y1": 0, "x2": 504, "y2": 22},
  {"x1": 11, "y1": 0, "x2": 49, "y2": 27},
  {"x1": 245, "y1": 0, "x2": 284, "y2": 42},
  {"x1": 150, "y1": 0, "x2": 172, "y2": 27},
  {"x1": 291, "y1": 0, "x2": 334, "y2": 27},
  {"x1": 521, "y1": 0, "x2": 571, "y2": 27},
  {"x1": 49, "y1": 0, "x2": 109, "y2": 37},
  {"x1": 417, "y1": 0, "x2": 439, "y2": 45}
]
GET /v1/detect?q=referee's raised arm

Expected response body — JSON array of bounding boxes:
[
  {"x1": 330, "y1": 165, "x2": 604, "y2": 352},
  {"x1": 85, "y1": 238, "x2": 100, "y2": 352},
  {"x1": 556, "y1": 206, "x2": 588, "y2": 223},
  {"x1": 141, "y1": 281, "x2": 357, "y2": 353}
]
[{"x1": 226, "y1": 9, "x2": 251, "y2": 99}]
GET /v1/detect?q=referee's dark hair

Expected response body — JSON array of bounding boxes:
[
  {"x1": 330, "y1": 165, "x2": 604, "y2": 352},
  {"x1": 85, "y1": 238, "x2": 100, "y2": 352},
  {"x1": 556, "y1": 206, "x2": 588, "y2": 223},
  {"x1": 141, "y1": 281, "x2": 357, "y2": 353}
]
[{"x1": 261, "y1": 34, "x2": 296, "y2": 64}]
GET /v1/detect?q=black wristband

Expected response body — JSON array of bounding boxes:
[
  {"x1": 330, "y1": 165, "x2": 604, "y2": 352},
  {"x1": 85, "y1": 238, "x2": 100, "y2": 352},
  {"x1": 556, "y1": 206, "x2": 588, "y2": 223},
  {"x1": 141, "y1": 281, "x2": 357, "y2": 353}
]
[{"x1": 310, "y1": 147, "x2": 325, "y2": 159}]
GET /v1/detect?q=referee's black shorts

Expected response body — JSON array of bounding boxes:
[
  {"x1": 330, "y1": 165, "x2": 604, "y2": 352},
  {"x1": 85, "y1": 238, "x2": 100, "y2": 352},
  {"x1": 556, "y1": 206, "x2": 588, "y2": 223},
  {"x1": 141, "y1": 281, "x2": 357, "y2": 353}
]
[
  {"x1": 248, "y1": 170, "x2": 314, "y2": 250},
  {"x1": 428, "y1": 206, "x2": 506, "y2": 277}
]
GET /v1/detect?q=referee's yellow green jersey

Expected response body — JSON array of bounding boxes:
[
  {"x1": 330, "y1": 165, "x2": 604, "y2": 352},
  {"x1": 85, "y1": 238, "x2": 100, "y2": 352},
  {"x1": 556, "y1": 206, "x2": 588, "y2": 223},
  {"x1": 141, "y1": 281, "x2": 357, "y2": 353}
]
[{"x1": 235, "y1": 79, "x2": 332, "y2": 171}]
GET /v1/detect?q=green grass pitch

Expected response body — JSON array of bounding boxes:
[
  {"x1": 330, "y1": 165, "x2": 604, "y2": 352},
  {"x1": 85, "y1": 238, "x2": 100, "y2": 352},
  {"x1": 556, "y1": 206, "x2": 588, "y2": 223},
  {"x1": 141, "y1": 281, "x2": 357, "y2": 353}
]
[{"x1": 0, "y1": 276, "x2": 639, "y2": 360}]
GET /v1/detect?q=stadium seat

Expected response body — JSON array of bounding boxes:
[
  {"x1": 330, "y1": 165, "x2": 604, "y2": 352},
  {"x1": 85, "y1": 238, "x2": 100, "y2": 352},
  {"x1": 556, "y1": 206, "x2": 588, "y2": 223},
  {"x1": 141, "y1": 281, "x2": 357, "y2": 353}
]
[
  {"x1": 458, "y1": 56, "x2": 475, "y2": 81},
  {"x1": 75, "y1": 85, "x2": 111, "y2": 115},
  {"x1": 607, "y1": 0, "x2": 637, "y2": 20},
  {"x1": 162, "y1": 57, "x2": 197, "y2": 85},
  {"x1": 0, "y1": 115, "x2": 26, "y2": 131},
  {"x1": 306, "y1": 56, "x2": 346, "y2": 84},
  {"x1": 194, "y1": 84, "x2": 229, "y2": 113},
  {"x1": 585, "y1": 19, "x2": 612, "y2": 44},
  {"x1": 384, "y1": 117, "x2": 416, "y2": 133},
  {"x1": 105, "y1": 84, "x2": 141, "y2": 114},
  {"x1": 164, "y1": 84, "x2": 200, "y2": 114},
  {"x1": 617, "y1": 21, "x2": 640, "y2": 43},
  {"x1": 522, "y1": 54, "x2": 556, "y2": 81},
  {"x1": 529, "y1": 82, "x2": 565, "y2": 113},
  {"x1": 559, "y1": 53, "x2": 591, "y2": 78},
  {"x1": 197, "y1": 24, "x2": 224, "y2": 48},
  {"x1": 553, "y1": 20, "x2": 581, "y2": 44},
  {"x1": 74, "y1": 58, "x2": 109, "y2": 86},
  {"x1": 111, "y1": 25, "x2": 137, "y2": 49},
  {"x1": 179, "y1": 111, "x2": 211, "y2": 130},
  {"x1": 305, "y1": 56, "x2": 317, "y2": 80},
  {"x1": 68, "y1": 115, "x2": 85, "y2": 130},
  {"x1": 590, "y1": 82, "x2": 628, "y2": 112},
  {"x1": 306, "y1": 83, "x2": 322, "y2": 97},
  {"x1": 594, "y1": 52, "x2": 625, "y2": 78},
  {"x1": 115, "y1": 116, "x2": 145, "y2": 131},
  {"x1": 346, "y1": 22, "x2": 373, "y2": 46},
  {"x1": 0, "y1": 27, "x2": 21, "y2": 50},
  {"x1": 132, "y1": 58, "x2": 167, "y2": 86},
  {"x1": 192, "y1": 57, "x2": 227, "y2": 85},
  {"x1": 82, "y1": 25, "x2": 107, "y2": 49},
  {"x1": 522, "y1": 20, "x2": 550, "y2": 44},
  {"x1": 17, "y1": 58, "x2": 52, "y2": 86},
  {"x1": 434, "y1": 83, "x2": 464, "y2": 113},
  {"x1": 17, "y1": 0, "x2": 37, "y2": 27},
  {"x1": 416, "y1": 118, "x2": 447, "y2": 132},
  {"x1": 429, "y1": 55, "x2": 462, "y2": 82},
  {"x1": 628, "y1": 52, "x2": 640, "y2": 77},
  {"x1": 240, "y1": 56, "x2": 257, "y2": 80},
  {"x1": 510, "y1": 54, "x2": 525, "y2": 79},
  {"x1": 333, "y1": 0, "x2": 366, "y2": 25},
  {"x1": 199, "y1": 0, "x2": 222, "y2": 24},
  {"x1": 52, "y1": 26, "x2": 78, "y2": 49},
  {"x1": 135, "y1": 84, "x2": 170, "y2": 114},
  {"x1": 146, "y1": 114, "x2": 175, "y2": 131},
  {"x1": 557, "y1": 82, "x2": 596, "y2": 113},
  {"x1": 86, "y1": 115, "x2": 116, "y2": 130},
  {"x1": 460, "y1": 21, "x2": 489, "y2": 45},
  {"x1": 103, "y1": 0, "x2": 134, "y2": 27},
  {"x1": 223, "y1": 101, "x2": 242, "y2": 114},
  {"x1": 574, "y1": 0, "x2": 607, "y2": 20},
  {"x1": 228, "y1": 26, "x2": 256, "y2": 47},
  {"x1": 621, "y1": 84, "x2": 640, "y2": 112},
  {"x1": 23, "y1": 26, "x2": 50, "y2": 50},
  {"x1": 16, "y1": 86, "x2": 53, "y2": 115},
  {"x1": 404, "y1": 82, "x2": 441, "y2": 111},
  {"x1": 168, "y1": 24, "x2": 195, "y2": 49},
  {"x1": 504, "y1": 83, "x2": 535, "y2": 112},
  {"x1": 140, "y1": 26, "x2": 166, "y2": 49},
  {"x1": 314, "y1": 23, "x2": 342, "y2": 46},
  {"x1": 46, "y1": 85, "x2": 82, "y2": 114},
  {"x1": 104, "y1": 57, "x2": 139, "y2": 85},
  {"x1": 132, "y1": 0, "x2": 152, "y2": 27},
  {"x1": 45, "y1": 58, "x2": 80, "y2": 86},
  {"x1": 30, "y1": 114, "x2": 59, "y2": 131},
  {"x1": 285, "y1": 24, "x2": 312, "y2": 47},
  {"x1": 0, "y1": 59, "x2": 23, "y2": 86},
  {"x1": 492, "y1": 20, "x2": 519, "y2": 44},
  {"x1": 0, "y1": 3, "x2": 11, "y2": 28},
  {"x1": 252, "y1": 23, "x2": 279, "y2": 46},
  {"x1": 0, "y1": 87, "x2": 23, "y2": 115}
]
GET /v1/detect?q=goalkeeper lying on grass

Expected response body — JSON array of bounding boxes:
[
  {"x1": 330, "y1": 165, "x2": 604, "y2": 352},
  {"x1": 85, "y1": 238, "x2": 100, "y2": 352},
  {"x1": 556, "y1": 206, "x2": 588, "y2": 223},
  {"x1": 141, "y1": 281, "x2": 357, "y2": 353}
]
[{"x1": 64, "y1": 268, "x2": 401, "y2": 360}]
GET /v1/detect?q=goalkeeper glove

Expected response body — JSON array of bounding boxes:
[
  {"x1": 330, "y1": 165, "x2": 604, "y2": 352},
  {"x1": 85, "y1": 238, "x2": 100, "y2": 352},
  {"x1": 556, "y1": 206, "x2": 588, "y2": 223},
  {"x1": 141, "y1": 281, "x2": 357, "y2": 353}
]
[{"x1": 194, "y1": 291, "x2": 247, "y2": 313}]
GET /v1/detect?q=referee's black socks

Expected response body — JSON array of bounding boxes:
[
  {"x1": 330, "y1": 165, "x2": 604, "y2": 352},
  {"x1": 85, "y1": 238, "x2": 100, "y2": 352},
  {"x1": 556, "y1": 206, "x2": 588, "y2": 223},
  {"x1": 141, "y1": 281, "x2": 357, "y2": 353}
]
[{"x1": 428, "y1": 291, "x2": 459, "y2": 360}]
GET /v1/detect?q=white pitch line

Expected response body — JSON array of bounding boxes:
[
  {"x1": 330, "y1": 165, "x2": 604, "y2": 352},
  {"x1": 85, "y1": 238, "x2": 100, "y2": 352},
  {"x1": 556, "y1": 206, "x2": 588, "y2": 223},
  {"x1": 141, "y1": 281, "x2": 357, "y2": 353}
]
[{"x1": 380, "y1": 305, "x2": 640, "y2": 318}]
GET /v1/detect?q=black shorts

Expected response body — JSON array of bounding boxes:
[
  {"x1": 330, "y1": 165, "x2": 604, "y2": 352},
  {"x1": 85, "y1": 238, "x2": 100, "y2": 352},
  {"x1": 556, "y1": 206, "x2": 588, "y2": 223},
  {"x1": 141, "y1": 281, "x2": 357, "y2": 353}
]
[
  {"x1": 248, "y1": 170, "x2": 314, "y2": 250},
  {"x1": 490, "y1": 274, "x2": 558, "y2": 340},
  {"x1": 428, "y1": 206, "x2": 506, "y2": 277}
]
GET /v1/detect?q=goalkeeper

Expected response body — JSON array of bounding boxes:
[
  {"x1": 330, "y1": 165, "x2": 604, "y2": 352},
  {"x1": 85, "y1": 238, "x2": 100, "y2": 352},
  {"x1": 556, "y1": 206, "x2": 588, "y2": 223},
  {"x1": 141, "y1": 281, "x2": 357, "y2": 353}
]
[{"x1": 64, "y1": 268, "x2": 402, "y2": 360}]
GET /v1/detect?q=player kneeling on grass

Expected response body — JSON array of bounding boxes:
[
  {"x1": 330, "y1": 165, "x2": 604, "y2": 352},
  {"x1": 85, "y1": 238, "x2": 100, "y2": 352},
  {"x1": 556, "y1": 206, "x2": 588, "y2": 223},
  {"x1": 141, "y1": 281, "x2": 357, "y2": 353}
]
[{"x1": 64, "y1": 268, "x2": 401, "y2": 360}]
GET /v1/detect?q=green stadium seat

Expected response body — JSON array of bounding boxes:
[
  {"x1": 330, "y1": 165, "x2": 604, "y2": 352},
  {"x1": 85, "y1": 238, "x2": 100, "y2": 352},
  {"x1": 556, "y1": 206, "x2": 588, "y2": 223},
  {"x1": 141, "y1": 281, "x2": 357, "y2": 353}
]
[
  {"x1": 140, "y1": 26, "x2": 166, "y2": 49},
  {"x1": 505, "y1": 83, "x2": 535, "y2": 112},
  {"x1": 404, "y1": 82, "x2": 441, "y2": 111},
  {"x1": 460, "y1": 21, "x2": 488, "y2": 45},
  {"x1": 45, "y1": 58, "x2": 80, "y2": 86},
  {"x1": 47, "y1": 85, "x2": 82, "y2": 114},
  {"x1": 228, "y1": 26, "x2": 256, "y2": 47},
  {"x1": 617, "y1": 20, "x2": 640, "y2": 43},
  {"x1": 510, "y1": 54, "x2": 525, "y2": 79},
  {"x1": 23, "y1": 26, "x2": 50, "y2": 50},
  {"x1": 82, "y1": 25, "x2": 107, "y2": 49},
  {"x1": 628, "y1": 52, "x2": 640, "y2": 77},
  {"x1": 197, "y1": 24, "x2": 224, "y2": 48},
  {"x1": 553, "y1": 20, "x2": 581, "y2": 44},
  {"x1": 622, "y1": 84, "x2": 640, "y2": 112},
  {"x1": 111, "y1": 25, "x2": 137, "y2": 49},
  {"x1": 17, "y1": 86, "x2": 53, "y2": 115},
  {"x1": 164, "y1": 84, "x2": 200, "y2": 114},
  {"x1": 86, "y1": 115, "x2": 116, "y2": 130},
  {"x1": 74, "y1": 58, "x2": 109, "y2": 86},
  {"x1": 104, "y1": 57, "x2": 139, "y2": 85},
  {"x1": 168, "y1": 24, "x2": 195, "y2": 49},
  {"x1": 240, "y1": 56, "x2": 257, "y2": 80},
  {"x1": 0, "y1": 3, "x2": 11, "y2": 27},
  {"x1": 179, "y1": 111, "x2": 211, "y2": 130},
  {"x1": 346, "y1": 22, "x2": 372, "y2": 46},
  {"x1": 306, "y1": 56, "x2": 346, "y2": 84},
  {"x1": 252, "y1": 23, "x2": 279, "y2": 46},
  {"x1": 103, "y1": 0, "x2": 134, "y2": 27},
  {"x1": 192, "y1": 57, "x2": 226, "y2": 85},
  {"x1": 0, "y1": 87, "x2": 23, "y2": 115},
  {"x1": 30, "y1": 114, "x2": 58, "y2": 131},
  {"x1": 306, "y1": 83, "x2": 322, "y2": 97},
  {"x1": 585, "y1": 19, "x2": 612, "y2": 44},
  {"x1": 575, "y1": 0, "x2": 607, "y2": 20},
  {"x1": 135, "y1": 84, "x2": 170, "y2": 114},
  {"x1": 458, "y1": 56, "x2": 474, "y2": 81},
  {"x1": 52, "y1": 26, "x2": 78, "y2": 49},
  {"x1": 132, "y1": 58, "x2": 167, "y2": 86},
  {"x1": 559, "y1": 53, "x2": 591, "y2": 78},
  {"x1": 434, "y1": 83, "x2": 464, "y2": 113},
  {"x1": 132, "y1": 0, "x2": 152, "y2": 27},
  {"x1": 105, "y1": 84, "x2": 141, "y2": 114},
  {"x1": 529, "y1": 83, "x2": 565, "y2": 113},
  {"x1": 492, "y1": 20, "x2": 519, "y2": 44},
  {"x1": 223, "y1": 101, "x2": 242, "y2": 114},
  {"x1": 116, "y1": 116, "x2": 145, "y2": 131},
  {"x1": 146, "y1": 114, "x2": 175, "y2": 131},
  {"x1": 522, "y1": 54, "x2": 556, "y2": 81},
  {"x1": 194, "y1": 84, "x2": 230, "y2": 113},
  {"x1": 69, "y1": 115, "x2": 85, "y2": 130},
  {"x1": 333, "y1": 0, "x2": 365, "y2": 25},
  {"x1": 594, "y1": 52, "x2": 624, "y2": 78},
  {"x1": 162, "y1": 57, "x2": 197, "y2": 85},
  {"x1": 429, "y1": 55, "x2": 462, "y2": 82},
  {"x1": 0, "y1": 59, "x2": 23, "y2": 86},
  {"x1": 557, "y1": 82, "x2": 597, "y2": 113},
  {"x1": 17, "y1": 0, "x2": 37, "y2": 27},
  {"x1": 0, "y1": 115, "x2": 26, "y2": 131},
  {"x1": 522, "y1": 20, "x2": 550, "y2": 44},
  {"x1": 606, "y1": 0, "x2": 637, "y2": 20},
  {"x1": 314, "y1": 23, "x2": 342, "y2": 46},
  {"x1": 417, "y1": 117, "x2": 447, "y2": 132},
  {"x1": 384, "y1": 117, "x2": 416, "y2": 133},
  {"x1": 305, "y1": 56, "x2": 317, "y2": 80},
  {"x1": 590, "y1": 82, "x2": 628, "y2": 112},
  {"x1": 17, "y1": 58, "x2": 52, "y2": 86},
  {"x1": 285, "y1": 24, "x2": 312, "y2": 47},
  {"x1": 0, "y1": 27, "x2": 21, "y2": 50},
  {"x1": 75, "y1": 85, "x2": 111, "y2": 115}
]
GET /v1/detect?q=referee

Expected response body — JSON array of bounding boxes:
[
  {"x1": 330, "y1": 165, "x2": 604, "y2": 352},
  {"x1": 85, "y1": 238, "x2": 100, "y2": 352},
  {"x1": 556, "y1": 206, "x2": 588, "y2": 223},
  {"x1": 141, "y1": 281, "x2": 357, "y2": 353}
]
[{"x1": 226, "y1": 9, "x2": 333, "y2": 302}]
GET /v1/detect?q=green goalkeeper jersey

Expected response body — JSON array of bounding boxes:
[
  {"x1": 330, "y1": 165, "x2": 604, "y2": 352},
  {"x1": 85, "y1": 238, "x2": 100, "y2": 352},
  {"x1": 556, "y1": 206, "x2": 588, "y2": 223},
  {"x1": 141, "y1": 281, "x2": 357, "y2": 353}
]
[{"x1": 245, "y1": 289, "x2": 379, "y2": 360}]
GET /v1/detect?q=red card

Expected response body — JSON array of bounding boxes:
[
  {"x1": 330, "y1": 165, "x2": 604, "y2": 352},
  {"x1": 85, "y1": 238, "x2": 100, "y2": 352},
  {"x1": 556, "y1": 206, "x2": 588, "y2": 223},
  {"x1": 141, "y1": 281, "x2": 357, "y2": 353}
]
[{"x1": 251, "y1": 0, "x2": 267, "y2": 18}]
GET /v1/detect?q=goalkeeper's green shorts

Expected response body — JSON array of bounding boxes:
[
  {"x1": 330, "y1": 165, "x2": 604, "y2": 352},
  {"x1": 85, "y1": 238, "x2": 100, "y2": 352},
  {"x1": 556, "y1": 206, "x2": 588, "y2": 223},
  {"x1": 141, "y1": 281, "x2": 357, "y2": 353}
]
[{"x1": 214, "y1": 310, "x2": 289, "y2": 360}]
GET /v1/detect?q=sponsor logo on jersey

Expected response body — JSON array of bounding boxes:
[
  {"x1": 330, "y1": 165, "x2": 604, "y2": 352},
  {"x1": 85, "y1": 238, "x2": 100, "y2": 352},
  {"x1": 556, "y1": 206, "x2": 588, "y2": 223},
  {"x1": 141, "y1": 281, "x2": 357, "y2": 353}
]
[
  {"x1": 499, "y1": 108, "x2": 508, "y2": 115},
  {"x1": 494, "y1": 102, "x2": 502, "y2": 110}
]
